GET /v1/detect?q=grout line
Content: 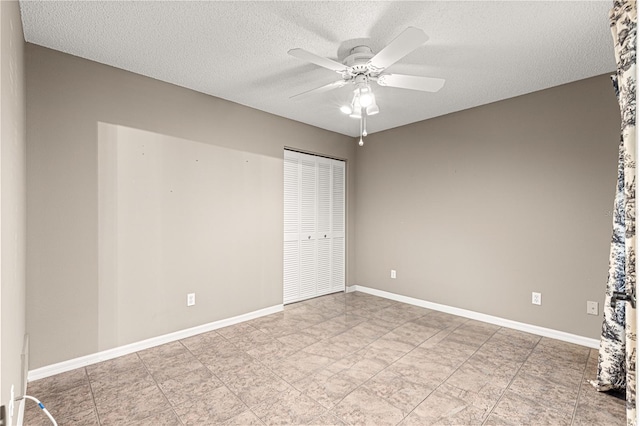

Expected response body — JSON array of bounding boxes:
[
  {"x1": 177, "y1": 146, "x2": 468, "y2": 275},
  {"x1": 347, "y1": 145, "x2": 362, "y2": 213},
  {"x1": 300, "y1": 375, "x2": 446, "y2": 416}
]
[
  {"x1": 85, "y1": 366, "x2": 103, "y2": 426},
  {"x1": 33, "y1": 292, "x2": 603, "y2": 426},
  {"x1": 571, "y1": 350, "x2": 593, "y2": 425},
  {"x1": 136, "y1": 347, "x2": 186, "y2": 426},
  {"x1": 481, "y1": 334, "x2": 541, "y2": 425},
  {"x1": 184, "y1": 329, "x2": 267, "y2": 425},
  {"x1": 397, "y1": 320, "x2": 500, "y2": 425}
]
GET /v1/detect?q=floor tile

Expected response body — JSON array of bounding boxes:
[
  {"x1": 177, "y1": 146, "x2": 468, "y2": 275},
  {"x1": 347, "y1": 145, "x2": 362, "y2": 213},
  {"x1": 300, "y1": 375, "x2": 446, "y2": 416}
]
[
  {"x1": 156, "y1": 365, "x2": 223, "y2": 406},
  {"x1": 86, "y1": 353, "x2": 144, "y2": 379},
  {"x1": 217, "y1": 322, "x2": 260, "y2": 339},
  {"x1": 246, "y1": 338, "x2": 300, "y2": 364},
  {"x1": 304, "y1": 320, "x2": 352, "y2": 340},
  {"x1": 445, "y1": 356, "x2": 518, "y2": 393},
  {"x1": 180, "y1": 329, "x2": 223, "y2": 354},
  {"x1": 308, "y1": 411, "x2": 346, "y2": 425},
  {"x1": 138, "y1": 341, "x2": 188, "y2": 366},
  {"x1": 90, "y1": 363, "x2": 155, "y2": 396},
  {"x1": 24, "y1": 382, "x2": 94, "y2": 423},
  {"x1": 26, "y1": 368, "x2": 89, "y2": 397},
  {"x1": 95, "y1": 383, "x2": 169, "y2": 425},
  {"x1": 573, "y1": 401, "x2": 626, "y2": 425},
  {"x1": 146, "y1": 350, "x2": 205, "y2": 381},
  {"x1": 228, "y1": 328, "x2": 276, "y2": 352},
  {"x1": 381, "y1": 321, "x2": 440, "y2": 347},
  {"x1": 293, "y1": 367, "x2": 361, "y2": 409},
  {"x1": 128, "y1": 408, "x2": 182, "y2": 425},
  {"x1": 474, "y1": 339, "x2": 534, "y2": 363},
  {"x1": 332, "y1": 386, "x2": 405, "y2": 426},
  {"x1": 222, "y1": 363, "x2": 292, "y2": 407},
  {"x1": 222, "y1": 408, "x2": 265, "y2": 425},
  {"x1": 575, "y1": 382, "x2": 626, "y2": 415},
  {"x1": 491, "y1": 390, "x2": 573, "y2": 425},
  {"x1": 22, "y1": 292, "x2": 626, "y2": 426},
  {"x1": 438, "y1": 382, "x2": 502, "y2": 413},
  {"x1": 25, "y1": 406, "x2": 99, "y2": 426},
  {"x1": 400, "y1": 386, "x2": 488, "y2": 425},
  {"x1": 173, "y1": 385, "x2": 247, "y2": 425},
  {"x1": 411, "y1": 311, "x2": 469, "y2": 330},
  {"x1": 285, "y1": 350, "x2": 335, "y2": 374},
  {"x1": 387, "y1": 350, "x2": 457, "y2": 385},
  {"x1": 251, "y1": 387, "x2": 326, "y2": 425},
  {"x1": 302, "y1": 340, "x2": 357, "y2": 360},
  {"x1": 276, "y1": 331, "x2": 319, "y2": 352},
  {"x1": 365, "y1": 368, "x2": 437, "y2": 416}
]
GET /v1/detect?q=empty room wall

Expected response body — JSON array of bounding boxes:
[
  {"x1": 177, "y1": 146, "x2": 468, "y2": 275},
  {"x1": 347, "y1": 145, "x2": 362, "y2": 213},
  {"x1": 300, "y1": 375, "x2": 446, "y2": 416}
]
[
  {"x1": 1, "y1": 0, "x2": 27, "y2": 409},
  {"x1": 26, "y1": 44, "x2": 356, "y2": 369},
  {"x1": 355, "y1": 74, "x2": 620, "y2": 339}
]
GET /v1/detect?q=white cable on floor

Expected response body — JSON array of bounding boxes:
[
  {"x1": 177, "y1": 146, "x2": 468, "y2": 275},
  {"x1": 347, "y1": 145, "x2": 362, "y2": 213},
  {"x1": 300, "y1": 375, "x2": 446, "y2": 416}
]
[{"x1": 18, "y1": 395, "x2": 58, "y2": 426}]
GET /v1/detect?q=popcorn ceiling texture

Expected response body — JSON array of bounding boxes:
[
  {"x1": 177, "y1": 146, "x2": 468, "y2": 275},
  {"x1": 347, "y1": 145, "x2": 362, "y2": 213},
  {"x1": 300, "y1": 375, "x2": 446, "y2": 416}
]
[{"x1": 19, "y1": 1, "x2": 615, "y2": 137}]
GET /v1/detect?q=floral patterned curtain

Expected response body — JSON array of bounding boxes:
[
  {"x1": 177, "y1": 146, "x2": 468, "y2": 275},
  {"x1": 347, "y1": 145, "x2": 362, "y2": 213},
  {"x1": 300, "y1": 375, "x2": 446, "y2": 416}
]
[{"x1": 593, "y1": 1, "x2": 637, "y2": 425}]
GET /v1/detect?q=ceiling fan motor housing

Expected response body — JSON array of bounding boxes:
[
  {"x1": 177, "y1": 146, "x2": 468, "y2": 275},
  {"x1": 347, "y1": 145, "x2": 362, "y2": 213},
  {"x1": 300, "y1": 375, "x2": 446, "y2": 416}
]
[{"x1": 344, "y1": 46, "x2": 375, "y2": 76}]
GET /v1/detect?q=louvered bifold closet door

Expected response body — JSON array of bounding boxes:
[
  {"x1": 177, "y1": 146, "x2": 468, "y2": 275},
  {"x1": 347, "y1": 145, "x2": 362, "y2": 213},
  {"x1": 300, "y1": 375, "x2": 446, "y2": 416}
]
[
  {"x1": 299, "y1": 155, "x2": 317, "y2": 300},
  {"x1": 283, "y1": 150, "x2": 345, "y2": 304},
  {"x1": 316, "y1": 157, "x2": 333, "y2": 296},
  {"x1": 283, "y1": 151, "x2": 301, "y2": 304},
  {"x1": 331, "y1": 160, "x2": 346, "y2": 292}
]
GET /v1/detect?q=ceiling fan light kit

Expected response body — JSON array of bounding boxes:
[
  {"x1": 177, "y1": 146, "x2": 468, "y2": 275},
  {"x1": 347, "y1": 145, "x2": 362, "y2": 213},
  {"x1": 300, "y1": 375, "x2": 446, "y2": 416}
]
[{"x1": 288, "y1": 27, "x2": 445, "y2": 146}]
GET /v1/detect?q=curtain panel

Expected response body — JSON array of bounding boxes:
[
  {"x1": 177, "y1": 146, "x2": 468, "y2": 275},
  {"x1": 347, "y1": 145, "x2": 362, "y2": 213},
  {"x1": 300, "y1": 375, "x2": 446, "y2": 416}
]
[{"x1": 594, "y1": 1, "x2": 637, "y2": 425}]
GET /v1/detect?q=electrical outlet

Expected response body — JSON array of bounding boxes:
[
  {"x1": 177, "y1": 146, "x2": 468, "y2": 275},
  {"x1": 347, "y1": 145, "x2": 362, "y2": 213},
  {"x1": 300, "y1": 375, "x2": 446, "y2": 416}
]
[
  {"x1": 587, "y1": 301, "x2": 599, "y2": 315},
  {"x1": 187, "y1": 293, "x2": 195, "y2": 307},
  {"x1": 532, "y1": 292, "x2": 541, "y2": 305},
  {"x1": 390, "y1": 270, "x2": 397, "y2": 279}
]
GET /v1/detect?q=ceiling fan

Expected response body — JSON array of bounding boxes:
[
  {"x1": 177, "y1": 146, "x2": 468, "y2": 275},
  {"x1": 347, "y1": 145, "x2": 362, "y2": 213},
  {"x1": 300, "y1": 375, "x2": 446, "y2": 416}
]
[{"x1": 288, "y1": 27, "x2": 445, "y2": 145}]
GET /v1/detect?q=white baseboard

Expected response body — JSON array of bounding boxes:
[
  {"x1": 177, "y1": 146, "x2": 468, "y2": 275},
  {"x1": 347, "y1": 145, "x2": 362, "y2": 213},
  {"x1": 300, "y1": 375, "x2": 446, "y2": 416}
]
[
  {"x1": 28, "y1": 304, "x2": 283, "y2": 382},
  {"x1": 348, "y1": 285, "x2": 600, "y2": 349}
]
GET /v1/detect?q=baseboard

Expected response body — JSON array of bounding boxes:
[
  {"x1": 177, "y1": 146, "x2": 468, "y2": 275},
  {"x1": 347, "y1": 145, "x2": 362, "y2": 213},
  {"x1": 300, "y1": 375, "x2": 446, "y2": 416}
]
[
  {"x1": 349, "y1": 285, "x2": 600, "y2": 349},
  {"x1": 28, "y1": 304, "x2": 283, "y2": 382}
]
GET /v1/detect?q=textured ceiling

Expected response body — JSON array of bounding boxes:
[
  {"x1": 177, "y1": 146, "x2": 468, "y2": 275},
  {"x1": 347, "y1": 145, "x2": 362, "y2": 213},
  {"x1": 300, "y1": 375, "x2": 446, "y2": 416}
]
[{"x1": 19, "y1": 1, "x2": 616, "y2": 137}]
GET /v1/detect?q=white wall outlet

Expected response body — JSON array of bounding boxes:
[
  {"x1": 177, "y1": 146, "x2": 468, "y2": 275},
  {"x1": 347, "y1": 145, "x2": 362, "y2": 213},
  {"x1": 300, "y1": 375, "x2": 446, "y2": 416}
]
[
  {"x1": 532, "y1": 292, "x2": 541, "y2": 305},
  {"x1": 390, "y1": 270, "x2": 397, "y2": 279},
  {"x1": 187, "y1": 293, "x2": 196, "y2": 307},
  {"x1": 587, "y1": 301, "x2": 599, "y2": 316}
]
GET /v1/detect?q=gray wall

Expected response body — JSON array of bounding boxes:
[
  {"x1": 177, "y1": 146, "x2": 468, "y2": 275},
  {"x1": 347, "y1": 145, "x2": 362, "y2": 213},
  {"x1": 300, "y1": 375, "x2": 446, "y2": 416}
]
[
  {"x1": 26, "y1": 44, "x2": 356, "y2": 369},
  {"x1": 25, "y1": 41, "x2": 619, "y2": 370},
  {"x1": 355, "y1": 74, "x2": 620, "y2": 339},
  {"x1": 1, "y1": 0, "x2": 27, "y2": 409}
]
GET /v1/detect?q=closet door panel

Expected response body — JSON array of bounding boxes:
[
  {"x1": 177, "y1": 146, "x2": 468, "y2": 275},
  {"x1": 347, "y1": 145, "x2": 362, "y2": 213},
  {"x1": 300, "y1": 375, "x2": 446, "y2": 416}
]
[
  {"x1": 300, "y1": 155, "x2": 317, "y2": 237},
  {"x1": 283, "y1": 152, "x2": 300, "y2": 236},
  {"x1": 283, "y1": 150, "x2": 345, "y2": 304},
  {"x1": 299, "y1": 238, "x2": 317, "y2": 299},
  {"x1": 332, "y1": 160, "x2": 345, "y2": 238},
  {"x1": 317, "y1": 236, "x2": 332, "y2": 295},
  {"x1": 331, "y1": 237, "x2": 345, "y2": 292},
  {"x1": 283, "y1": 240, "x2": 299, "y2": 303},
  {"x1": 331, "y1": 160, "x2": 346, "y2": 292}
]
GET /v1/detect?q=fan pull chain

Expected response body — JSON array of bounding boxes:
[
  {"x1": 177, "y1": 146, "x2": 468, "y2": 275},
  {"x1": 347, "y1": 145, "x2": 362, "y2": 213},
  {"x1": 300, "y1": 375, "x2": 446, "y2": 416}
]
[
  {"x1": 363, "y1": 113, "x2": 368, "y2": 137},
  {"x1": 359, "y1": 110, "x2": 364, "y2": 146}
]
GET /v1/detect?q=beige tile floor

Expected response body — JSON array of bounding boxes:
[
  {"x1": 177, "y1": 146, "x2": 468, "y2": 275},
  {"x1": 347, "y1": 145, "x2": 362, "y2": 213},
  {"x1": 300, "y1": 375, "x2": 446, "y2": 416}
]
[{"x1": 24, "y1": 291, "x2": 625, "y2": 425}]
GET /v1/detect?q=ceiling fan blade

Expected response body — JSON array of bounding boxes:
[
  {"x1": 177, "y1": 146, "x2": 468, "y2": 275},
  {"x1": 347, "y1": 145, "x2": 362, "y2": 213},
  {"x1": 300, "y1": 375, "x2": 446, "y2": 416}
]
[
  {"x1": 290, "y1": 80, "x2": 347, "y2": 100},
  {"x1": 288, "y1": 48, "x2": 346, "y2": 73},
  {"x1": 376, "y1": 74, "x2": 445, "y2": 92},
  {"x1": 368, "y1": 27, "x2": 429, "y2": 71}
]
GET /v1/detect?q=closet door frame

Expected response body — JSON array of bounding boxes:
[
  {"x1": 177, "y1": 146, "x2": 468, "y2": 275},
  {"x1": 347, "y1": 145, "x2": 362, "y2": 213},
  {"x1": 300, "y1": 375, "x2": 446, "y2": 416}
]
[{"x1": 283, "y1": 149, "x2": 346, "y2": 304}]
